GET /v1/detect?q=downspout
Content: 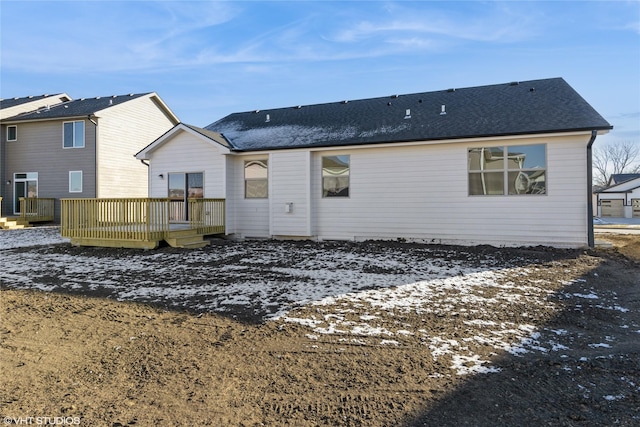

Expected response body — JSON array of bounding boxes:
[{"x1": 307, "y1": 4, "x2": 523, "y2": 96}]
[
  {"x1": 586, "y1": 130, "x2": 597, "y2": 248},
  {"x1": 88, "y1": 115, "x2": 98, "y2": 198}
]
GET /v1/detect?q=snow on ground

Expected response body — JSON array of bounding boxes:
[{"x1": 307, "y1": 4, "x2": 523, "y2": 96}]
[
  {"x1": 0, "y1": 226, "x2": 69, "y2": 249},
  {"x1": 0, "y1": 227, "x2": 623, "y2": 378}
]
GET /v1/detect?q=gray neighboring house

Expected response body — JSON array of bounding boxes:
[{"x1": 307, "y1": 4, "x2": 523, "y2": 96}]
[
  {"x1": 596, "y1": 174, "x2": 640, "y2": 218},
  {"x1": 1, "y1": 92, "x2": 179, "y2": 222}
]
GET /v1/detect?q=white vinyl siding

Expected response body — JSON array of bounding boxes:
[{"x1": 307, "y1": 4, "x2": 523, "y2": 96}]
[
  {"x1": 96, "y1": 95, "x2": 177, "y2": 198},
  {"x1": 231, "y1": 155, "x2": 270, "y2": 238},
  {"x1": 147, "y1": 131, "x2": 226, "y2": 199},
  {"x1": 311, "y1": 134, "x2": 590, "y2": 247},
  {"x1": 270, "y1": 151, "x2": 311, "y2": 237}
]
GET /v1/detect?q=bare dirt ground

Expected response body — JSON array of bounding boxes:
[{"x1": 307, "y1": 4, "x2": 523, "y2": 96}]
[{"x1": 1, "y1": 232, "x2": 639, "y2": 426}]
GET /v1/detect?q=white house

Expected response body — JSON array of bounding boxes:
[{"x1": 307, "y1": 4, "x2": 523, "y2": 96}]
[
  {"x1": 135, "y1": 78, "x2": 612, "y2": 248},
  {"x1": 596, "y1": 175, "x2": 640, "y2": 218}
]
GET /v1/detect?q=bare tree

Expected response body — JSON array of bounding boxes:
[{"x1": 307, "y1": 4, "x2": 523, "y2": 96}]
[{"x1": 593, "y1": 140, "x2": 640, "y2": 186}]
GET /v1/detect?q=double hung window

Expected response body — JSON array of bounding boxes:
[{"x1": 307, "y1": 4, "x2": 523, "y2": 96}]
[
  {"x1": 322, "y1": 155, "x2": 350, "y2": 197},
  {"x1": 63, "y1": 121, "x2": 85, "y2": 148}
]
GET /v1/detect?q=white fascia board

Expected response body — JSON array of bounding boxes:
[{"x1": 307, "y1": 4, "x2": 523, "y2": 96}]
[{"x1": 135, "y1": 123, "x2": 231, "y2": 160}]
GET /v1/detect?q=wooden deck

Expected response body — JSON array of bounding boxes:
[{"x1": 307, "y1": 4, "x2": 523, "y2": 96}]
[
  {"x1": 61, "y1": 198, "x2": 225, "y2": 249},
  {"x1": 0, "y1": 197, "x2": 55, "y2": 230}
]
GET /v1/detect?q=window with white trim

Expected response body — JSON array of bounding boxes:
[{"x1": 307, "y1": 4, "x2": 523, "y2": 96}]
[
  {"x1": 322, "y1": 155, "x2": 350, "y2": 197},
  {"x1": 69, "y1": 171, "x2": 83, "y2": 193},
  {"x1": 7, "y1": 125, "x2": 17, "y2": 141},
  {"x1": 468, "y1": 144, "x2": 546, "y2": 195},
  {"x1": 63, "y1": 121, "x2": 85, "y2": 148},
  {"x1": 244, "y1": 159, "x2": 268, "y2": 198}
]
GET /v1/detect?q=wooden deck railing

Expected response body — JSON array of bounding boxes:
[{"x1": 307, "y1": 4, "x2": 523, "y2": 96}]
[
  {"x1": 19, "y1": 197, "x2": 55, "y2": 222},
  {"x1": 61, "y1": 198, "x2": 225, "y2": 242},
  {"x1": 189, "y1": 198, "x2": 225, "y2": 235}
]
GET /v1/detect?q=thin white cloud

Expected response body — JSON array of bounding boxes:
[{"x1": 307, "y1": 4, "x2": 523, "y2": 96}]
[{"x1": 328, "y1": 4, "x2": 538, "y2": 45}]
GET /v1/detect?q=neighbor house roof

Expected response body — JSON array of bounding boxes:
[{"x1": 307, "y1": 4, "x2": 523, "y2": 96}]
[
  {"x1": 607, "y1": 173, "x2": 640, "y2": 186},
  {"x1": 3, "y1": 93, "x2": 178, "y2": 123},
  {"x1": 598, "y1": 176, "x2": 640, "y2": 193},
  {"x1": 0, "y1": 93, "x2": 70, "y2": 110},
  {"x1": 0, "y1": 93, "x2": 72, "y2": 120},
  {"x1": 205, "y1": 77, "x2": 612, "y2": 152}
]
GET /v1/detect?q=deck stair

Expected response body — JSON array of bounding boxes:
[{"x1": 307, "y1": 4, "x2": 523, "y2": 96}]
[
  {"x1": 0, "y1": 217, "x2": 32, "y2": 230},
  {"x1": 164, "y1": 228, "x2": 209, "y2": 249}
]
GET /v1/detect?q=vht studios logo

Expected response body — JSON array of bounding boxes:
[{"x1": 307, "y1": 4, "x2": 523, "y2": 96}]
[{"x1": 3, "y1": 417, "x2": 81, "y2": 425}]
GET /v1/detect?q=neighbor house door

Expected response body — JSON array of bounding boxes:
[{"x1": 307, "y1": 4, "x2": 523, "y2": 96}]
[
  {"x1": 168, "y1": 172, "x2": 203, "y2": 221},
  {"x1": 13, "y1": 172, "x2": 38, "y2": 215}
]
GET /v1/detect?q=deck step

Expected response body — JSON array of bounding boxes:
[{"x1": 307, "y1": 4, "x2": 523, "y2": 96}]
[
  {"x1": 164, "y1": 229, "x2": 209, "y2": 249},
  {"x1": 0, "y1": 217, "x2": 32, "y2": 230}
]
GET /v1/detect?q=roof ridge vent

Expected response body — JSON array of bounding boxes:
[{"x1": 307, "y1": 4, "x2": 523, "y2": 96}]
[
  {"x1": 295, "y1": 105, "x2": 302, "y2": 109},
  {"x1": 510, "y1": 81, "x2": 520, "y2": 86},
  {"x1": 391, "y1": 94, "x2": 399, "y2": 98},
  {"x1": 341, "y1": 100, "x2": 348, "y2": 104},
  {"x1": 447, "y1": 88, "x2": 456, "y2": 92}
]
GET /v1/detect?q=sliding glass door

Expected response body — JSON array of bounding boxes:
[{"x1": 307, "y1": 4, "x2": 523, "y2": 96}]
[
  {"x1": 168, "y1": 172, "x2": 203, "y2": 221},
  {"x1": 13, "y1": 173, "x2": 38, "y2": 215}
]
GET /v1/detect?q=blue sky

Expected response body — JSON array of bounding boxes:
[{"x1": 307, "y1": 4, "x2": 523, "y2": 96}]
[{"x1": 1, "y1": 1, "x2": 639, "y2": 147}]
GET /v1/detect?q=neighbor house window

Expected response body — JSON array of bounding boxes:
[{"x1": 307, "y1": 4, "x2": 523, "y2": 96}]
[
  {"x1": 7, "y1": 125, "x2": 17, "y2": 141},
  {"x1": 468, "y1": 144, "x2": 546, "y2": 195},
  {"x1": 322, "y1": 155, "x2": 350, "y2": 197},
  {"x1": 63, "y1": 121, "x2": 85, "y2": 148},
  {"x1": 69, "y1": 171, "x2": 83, "y2": 193},
  {"x1": 244, "y1": 159, "x2": 268, "y2": 198}
]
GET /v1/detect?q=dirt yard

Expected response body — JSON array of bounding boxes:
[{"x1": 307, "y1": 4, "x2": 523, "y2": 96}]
[{"x1": 1, "y1": 230, "x2": 639, "y2": 426}]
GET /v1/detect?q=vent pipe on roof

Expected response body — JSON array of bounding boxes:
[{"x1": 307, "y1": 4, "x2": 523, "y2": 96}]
[
  {"x1": 265, "y1": 114, "x2": 271, "y2": 123},
  {"x1": 404, "y1": 109, "x2": 411, "y2": 119},
  {"x1": 440, "y1": 105, "x2": 446, "y2": 115}
]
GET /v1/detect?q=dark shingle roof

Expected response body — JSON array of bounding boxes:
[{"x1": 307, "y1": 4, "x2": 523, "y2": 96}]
[
  {"x1": 4, "y1": 93, "x2": 149, "y2": 121},
  {"x1": 0, "y1": 93, "x2": 69, "y2": 110},
  {"x1": 609, "y1": 173, "x2": 640, "y2": 185},
  {"x1": 205, "y1": 78, "x2": 612, "y2": 152}
]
